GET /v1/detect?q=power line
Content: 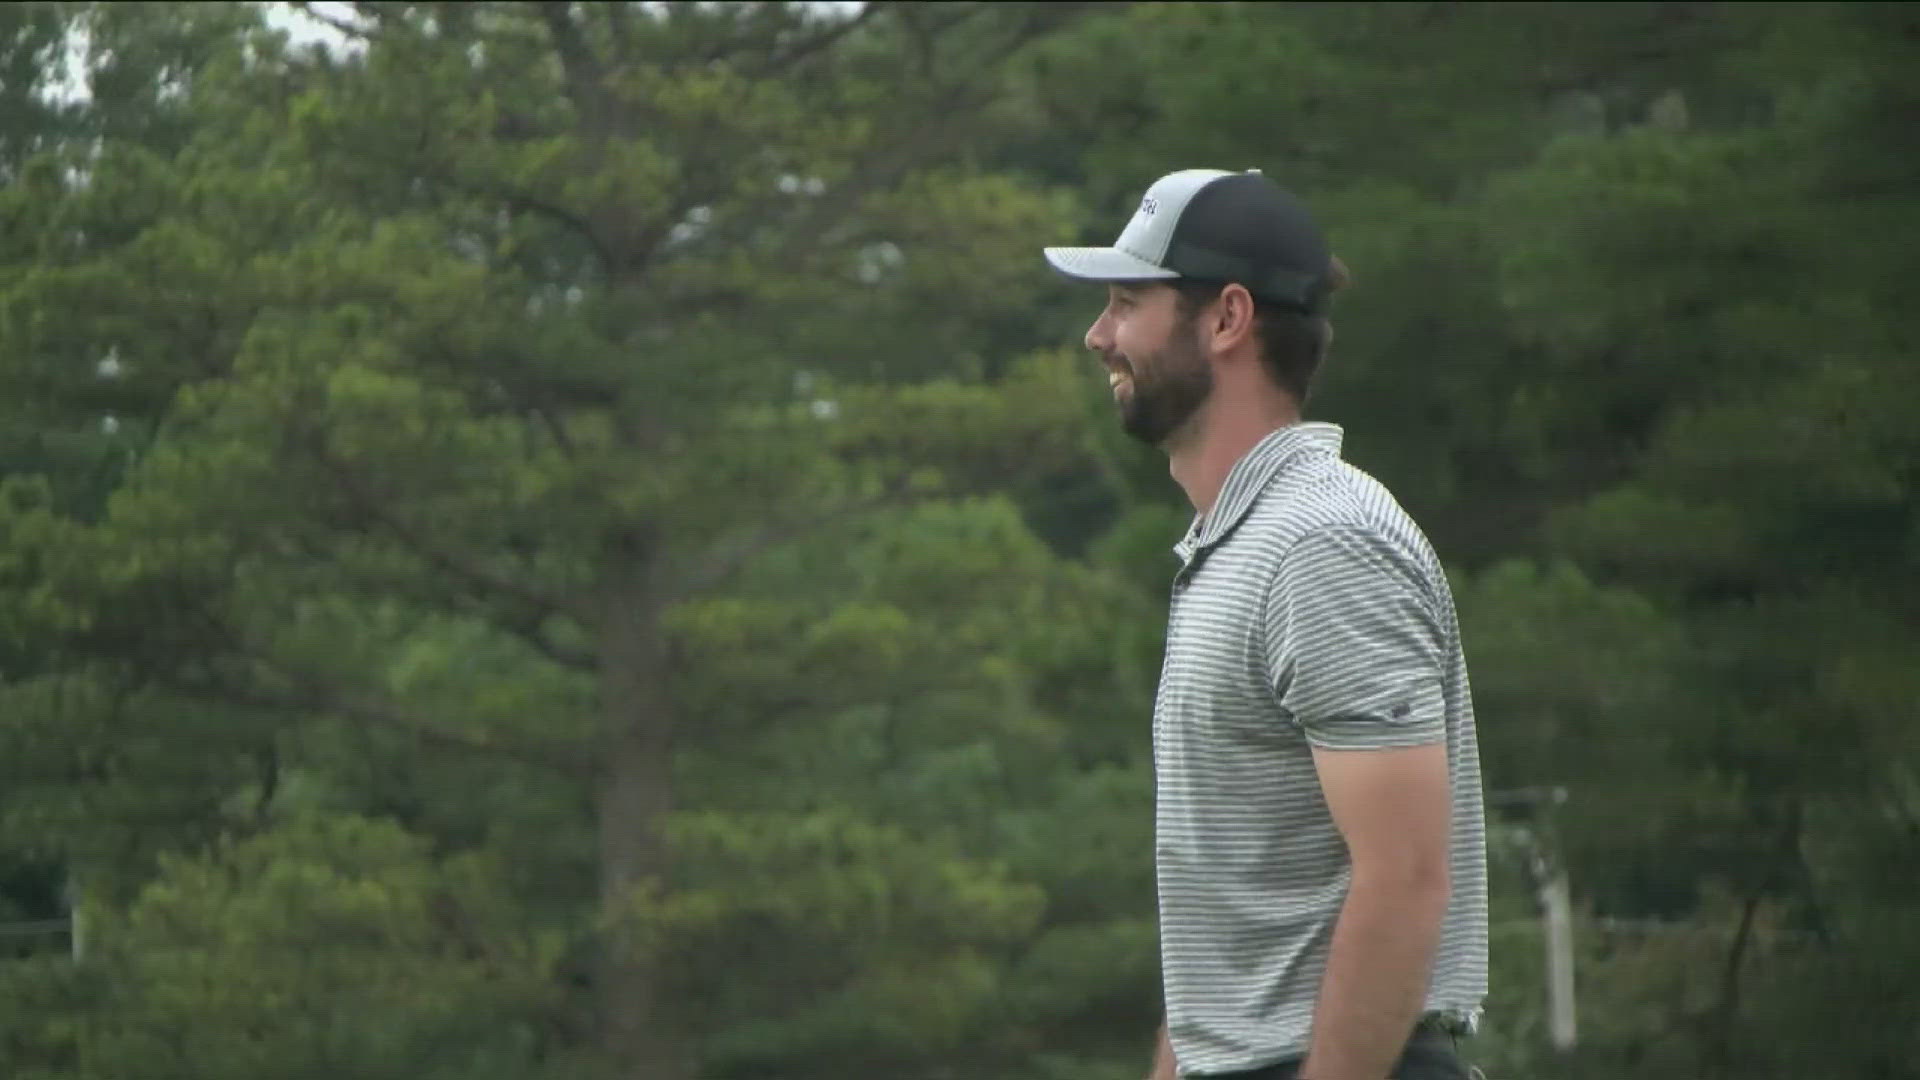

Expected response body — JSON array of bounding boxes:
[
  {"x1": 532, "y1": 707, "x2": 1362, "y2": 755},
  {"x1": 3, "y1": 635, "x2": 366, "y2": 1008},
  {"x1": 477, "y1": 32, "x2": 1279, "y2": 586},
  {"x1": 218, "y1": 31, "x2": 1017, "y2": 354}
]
[{"x1": 0, "y1": 918, "x2": 70, "y2": 938}]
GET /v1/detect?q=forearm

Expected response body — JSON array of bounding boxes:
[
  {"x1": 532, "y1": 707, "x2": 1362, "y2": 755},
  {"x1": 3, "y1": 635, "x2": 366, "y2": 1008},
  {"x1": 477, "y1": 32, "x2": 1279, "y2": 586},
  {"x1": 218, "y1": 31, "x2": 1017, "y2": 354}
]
[
  {"x1": 1300, "y1": 873, "x2": 1449, "y2": 1080},
  {"x1": 1147, "y1": 1019, "x2": 1176, "y2": 1080}
]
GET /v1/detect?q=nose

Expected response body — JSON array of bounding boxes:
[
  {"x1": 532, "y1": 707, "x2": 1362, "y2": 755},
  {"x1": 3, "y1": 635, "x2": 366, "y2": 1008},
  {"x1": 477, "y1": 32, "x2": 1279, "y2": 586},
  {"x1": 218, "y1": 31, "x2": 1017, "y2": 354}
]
[{"x1": 1084, "y1": 308, "x2": 1113, "y2": 355}]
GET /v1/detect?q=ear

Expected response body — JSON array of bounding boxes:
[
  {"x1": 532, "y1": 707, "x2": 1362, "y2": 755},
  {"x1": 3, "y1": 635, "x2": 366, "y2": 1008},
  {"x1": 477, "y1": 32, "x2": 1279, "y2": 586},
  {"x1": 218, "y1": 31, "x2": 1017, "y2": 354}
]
[{"x1": 1206, "y1": 283, "x2": 1259, "y2": 356}]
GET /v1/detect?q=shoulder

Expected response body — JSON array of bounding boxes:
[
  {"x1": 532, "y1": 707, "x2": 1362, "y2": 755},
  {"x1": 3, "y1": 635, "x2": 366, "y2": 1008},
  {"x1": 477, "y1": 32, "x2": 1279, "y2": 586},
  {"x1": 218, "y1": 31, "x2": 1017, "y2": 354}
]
[
  {"x1": 1251, "y1": 464, "x2": 1448, "y2": 610},
  {"x1": 1245, "y1": 459, "x2": 1426, "y2": 559}
]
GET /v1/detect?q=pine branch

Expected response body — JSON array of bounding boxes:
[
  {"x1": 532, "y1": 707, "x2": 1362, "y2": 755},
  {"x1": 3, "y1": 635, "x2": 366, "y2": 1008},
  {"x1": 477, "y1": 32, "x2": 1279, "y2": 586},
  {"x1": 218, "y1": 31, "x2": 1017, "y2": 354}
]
[
  {"x1": 237, "y1": 669, "x2": 592, "y2": 778},
  {"x1": 534, "y1": 1, "x2": 612, "y2": 134},
  {"x1": 288, "y1": 1, "x2": 376, "y2": 44},
  {"x1": 668, "y1": 477, "x2": 917, "y2": 601},
  {"x1": 743, "y1": 2, "x2": 889, "y2": 77},
  {"x1": 305, "y1": 441, "x2": 592, "y2": 629},
  {"x1": 692, "y1": 4, "x2": 1079, "y2": 275},
  {"x1": 154, "y1": 648, "x2": 594, "y2": 780},
  {"x1": 477, "y1": 180, "x2": 621, "y2": 278}
]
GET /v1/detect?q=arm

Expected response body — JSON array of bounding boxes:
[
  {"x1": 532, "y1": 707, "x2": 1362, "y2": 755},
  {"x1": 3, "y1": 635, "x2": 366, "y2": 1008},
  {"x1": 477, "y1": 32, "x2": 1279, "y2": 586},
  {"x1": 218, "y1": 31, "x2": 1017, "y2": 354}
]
[
  {"x1": 1297, "y1": 741, "x2": 1452, "y2": 1080},
  {"x1": 1146, "y1": 1019, "x2": 1176, "y2": 1080},
  {"x1": 1264, "y1": 526, "x2": 1455, "y2": 1080}
]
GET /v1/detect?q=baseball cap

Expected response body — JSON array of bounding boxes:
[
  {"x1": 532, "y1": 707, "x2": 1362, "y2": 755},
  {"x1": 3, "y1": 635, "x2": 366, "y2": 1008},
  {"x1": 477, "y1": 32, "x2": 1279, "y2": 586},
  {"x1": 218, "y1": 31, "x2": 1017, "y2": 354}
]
[{"x1": 1044, "y1": 168, "x2": 1336, "y2": 313}]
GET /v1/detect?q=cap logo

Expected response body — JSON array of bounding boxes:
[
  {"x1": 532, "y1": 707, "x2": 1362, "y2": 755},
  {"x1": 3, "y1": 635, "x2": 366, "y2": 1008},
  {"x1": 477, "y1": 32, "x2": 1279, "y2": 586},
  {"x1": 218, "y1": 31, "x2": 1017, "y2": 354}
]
[{"x1": 1138, "y1": 195, "x2": 1158, "y2": 217}]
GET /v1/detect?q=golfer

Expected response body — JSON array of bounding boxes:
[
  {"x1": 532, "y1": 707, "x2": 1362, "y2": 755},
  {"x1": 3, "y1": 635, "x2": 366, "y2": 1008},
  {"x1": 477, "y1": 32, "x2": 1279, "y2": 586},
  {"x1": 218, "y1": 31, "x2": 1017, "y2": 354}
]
[{"x1": 1044, "y1": 169, "x2": 1488, "y2": 1080}]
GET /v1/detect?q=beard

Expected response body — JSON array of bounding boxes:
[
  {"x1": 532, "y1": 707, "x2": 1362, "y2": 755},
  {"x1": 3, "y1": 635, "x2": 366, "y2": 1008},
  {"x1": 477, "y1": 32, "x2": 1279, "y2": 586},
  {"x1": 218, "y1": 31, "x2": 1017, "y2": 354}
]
[{"x1": 1113, "y1": 322, "x2": 1213, "y2": 447}]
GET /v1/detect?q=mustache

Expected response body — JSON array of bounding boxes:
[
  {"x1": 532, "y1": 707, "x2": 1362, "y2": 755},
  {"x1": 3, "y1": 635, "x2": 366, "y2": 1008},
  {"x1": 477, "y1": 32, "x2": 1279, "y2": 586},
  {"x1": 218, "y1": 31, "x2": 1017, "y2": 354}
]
[{"x1": 1100, "y1": 349, "x2": 1135, "y2": 376}]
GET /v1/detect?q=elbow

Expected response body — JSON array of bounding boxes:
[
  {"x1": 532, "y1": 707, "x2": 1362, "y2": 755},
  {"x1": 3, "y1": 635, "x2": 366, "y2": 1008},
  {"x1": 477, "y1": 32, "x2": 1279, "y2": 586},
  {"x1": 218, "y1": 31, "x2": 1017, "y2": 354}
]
[{"x1": 1351, "y1": 856, "x2": 1451, "y2": 910}]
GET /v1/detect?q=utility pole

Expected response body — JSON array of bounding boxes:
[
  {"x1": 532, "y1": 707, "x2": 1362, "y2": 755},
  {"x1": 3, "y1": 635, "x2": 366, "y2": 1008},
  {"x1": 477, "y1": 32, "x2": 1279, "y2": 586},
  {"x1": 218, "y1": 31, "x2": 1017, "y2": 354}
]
[
  {"x1": 1490, "y1": 786, "x2": 1577, "y2": 1053},
  {"x1": 65, "y1": 874, "x2": 84, "y2": 962},
  {"x1": 1539, "y1": 845, "x2": 1577, "y2": 1050}
]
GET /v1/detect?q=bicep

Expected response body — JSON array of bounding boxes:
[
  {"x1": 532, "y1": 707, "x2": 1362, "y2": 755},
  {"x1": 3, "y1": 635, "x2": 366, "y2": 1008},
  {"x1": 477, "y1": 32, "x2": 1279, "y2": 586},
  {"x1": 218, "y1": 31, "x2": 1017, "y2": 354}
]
[{"x1": 1311, "y1": 740, "x2": 1452, "y2": 882}]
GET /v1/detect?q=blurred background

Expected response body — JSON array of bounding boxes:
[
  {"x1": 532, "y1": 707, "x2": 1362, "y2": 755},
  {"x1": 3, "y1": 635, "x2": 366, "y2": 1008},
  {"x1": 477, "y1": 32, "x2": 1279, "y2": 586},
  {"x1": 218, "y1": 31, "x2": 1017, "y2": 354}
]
[{"x1": 1, "y1": 3, "x2": 1915, "y2": 1078}]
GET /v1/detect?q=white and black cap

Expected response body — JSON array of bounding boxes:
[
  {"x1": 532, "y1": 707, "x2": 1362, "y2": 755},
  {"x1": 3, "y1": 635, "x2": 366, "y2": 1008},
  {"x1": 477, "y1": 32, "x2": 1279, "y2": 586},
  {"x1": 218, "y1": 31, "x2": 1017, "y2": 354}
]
[{"x1": 1044, "y1": 168, "x2": 1335, "y2": 313}]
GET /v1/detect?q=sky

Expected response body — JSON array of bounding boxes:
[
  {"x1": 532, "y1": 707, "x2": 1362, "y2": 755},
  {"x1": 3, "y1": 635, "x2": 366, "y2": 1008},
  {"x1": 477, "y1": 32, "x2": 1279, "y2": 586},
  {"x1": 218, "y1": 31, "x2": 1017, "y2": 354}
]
[
  {"x1": 262, "y1": 2, "x2": 362, "y2": 55},
  {"x1": 48, "y1": 2, "x2": 869, "y2": 104},
  {"x1": 46, "y1": 3, "x2": 355, "y2": 103}
]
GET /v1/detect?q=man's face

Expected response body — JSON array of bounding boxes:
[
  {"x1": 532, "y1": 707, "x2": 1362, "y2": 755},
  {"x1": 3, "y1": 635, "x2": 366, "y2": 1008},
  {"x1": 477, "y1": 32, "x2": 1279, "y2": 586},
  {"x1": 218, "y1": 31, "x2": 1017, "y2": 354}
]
[{"x1": 1084, "y1": 283, "x2": 1213, "y2": 447}]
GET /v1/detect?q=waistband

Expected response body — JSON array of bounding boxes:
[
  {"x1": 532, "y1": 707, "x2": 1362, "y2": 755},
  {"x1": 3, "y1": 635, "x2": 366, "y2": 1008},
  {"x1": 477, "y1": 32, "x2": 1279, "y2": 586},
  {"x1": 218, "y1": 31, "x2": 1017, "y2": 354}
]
[
  {"x1": 1186, "y1": 1012, "x2": 1469, "y2": 1080},
  {"x1": 1419, "y1": 1008, "x2": 1477, "y2": 1037}
]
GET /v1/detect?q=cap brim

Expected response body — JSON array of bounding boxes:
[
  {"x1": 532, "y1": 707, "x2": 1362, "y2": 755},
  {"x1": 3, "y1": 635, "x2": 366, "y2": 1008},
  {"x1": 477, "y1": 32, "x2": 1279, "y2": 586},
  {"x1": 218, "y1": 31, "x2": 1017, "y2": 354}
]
[{"x1": 1043, "y1": 246, "x2": 1180, "y2": 284}]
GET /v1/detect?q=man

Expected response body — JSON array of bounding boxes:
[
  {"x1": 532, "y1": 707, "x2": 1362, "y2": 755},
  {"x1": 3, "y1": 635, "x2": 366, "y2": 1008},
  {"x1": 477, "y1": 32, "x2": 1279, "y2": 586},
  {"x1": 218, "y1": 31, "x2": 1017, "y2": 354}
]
[{"x1": 1043, "y1": 169, "x2": 1488, "y2": 1080}]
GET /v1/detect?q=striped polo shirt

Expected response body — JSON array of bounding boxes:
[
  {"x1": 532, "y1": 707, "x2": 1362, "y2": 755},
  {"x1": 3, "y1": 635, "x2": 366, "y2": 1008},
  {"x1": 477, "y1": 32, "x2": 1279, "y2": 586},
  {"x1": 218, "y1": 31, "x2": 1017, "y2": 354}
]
[{"x1": 1153, "y1": 421, "x2": 1488, "y2": 1075}]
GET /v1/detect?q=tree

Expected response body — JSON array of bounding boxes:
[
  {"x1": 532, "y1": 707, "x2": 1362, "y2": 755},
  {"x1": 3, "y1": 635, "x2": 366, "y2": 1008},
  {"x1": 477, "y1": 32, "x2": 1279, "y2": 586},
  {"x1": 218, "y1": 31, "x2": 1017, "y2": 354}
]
[
  {"x1": 1011, "y1": 2, "x2": 1920, "y2": 1074},
  {"x1": 1479, "y1": 8, "x2": 1920, "y2": 1072},
  {"x1": 8, "y1": 4, "x2": 1915, "y2": 1077},
  {"x1": 1, "y1": 4, "x2": 1144, "y2": 1077}
]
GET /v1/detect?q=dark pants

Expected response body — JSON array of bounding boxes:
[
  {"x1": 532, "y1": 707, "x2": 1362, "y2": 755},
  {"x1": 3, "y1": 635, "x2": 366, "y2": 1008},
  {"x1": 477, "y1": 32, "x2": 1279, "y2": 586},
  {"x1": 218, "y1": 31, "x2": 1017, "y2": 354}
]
[{"x1": 1189, "y1": 1018, "x2": 1471, "y2": 1080}]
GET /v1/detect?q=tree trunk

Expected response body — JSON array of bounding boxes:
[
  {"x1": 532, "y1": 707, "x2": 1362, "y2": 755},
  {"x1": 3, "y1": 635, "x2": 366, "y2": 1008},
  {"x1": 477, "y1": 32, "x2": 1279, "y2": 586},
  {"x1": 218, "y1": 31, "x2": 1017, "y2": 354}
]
[{"x1": 595, "y1": 560, "x2": 685, "y2": 1080}]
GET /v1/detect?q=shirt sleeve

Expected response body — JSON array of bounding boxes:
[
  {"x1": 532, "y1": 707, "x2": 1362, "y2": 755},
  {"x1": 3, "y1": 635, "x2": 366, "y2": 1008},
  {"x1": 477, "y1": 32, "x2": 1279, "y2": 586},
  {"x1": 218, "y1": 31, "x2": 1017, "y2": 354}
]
[{"x1": 1263, "y1": 525, "x2": 1448, "y2": 750}]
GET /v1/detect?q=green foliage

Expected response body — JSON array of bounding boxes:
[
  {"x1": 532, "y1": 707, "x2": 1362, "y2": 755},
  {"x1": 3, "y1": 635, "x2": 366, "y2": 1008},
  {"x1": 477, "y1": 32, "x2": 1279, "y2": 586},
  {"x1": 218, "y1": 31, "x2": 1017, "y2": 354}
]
[
  {"x1": 87, "y1": 815, "x2": 565, "y2": 1080},
  {"x1": 1, "y1": 3, "x2": 1915, "y2": 1079},
  {"x1": 1018, "y1": 2, "x2": 1920, "y2": 1076}
]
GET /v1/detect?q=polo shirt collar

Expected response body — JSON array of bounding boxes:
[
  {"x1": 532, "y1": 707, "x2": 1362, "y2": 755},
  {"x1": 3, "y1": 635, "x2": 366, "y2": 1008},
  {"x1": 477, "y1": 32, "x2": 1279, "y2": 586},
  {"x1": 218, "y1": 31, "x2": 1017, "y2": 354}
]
[{"x1": 1174, "y1": 421, "x2": 1345, "y2": 563}]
